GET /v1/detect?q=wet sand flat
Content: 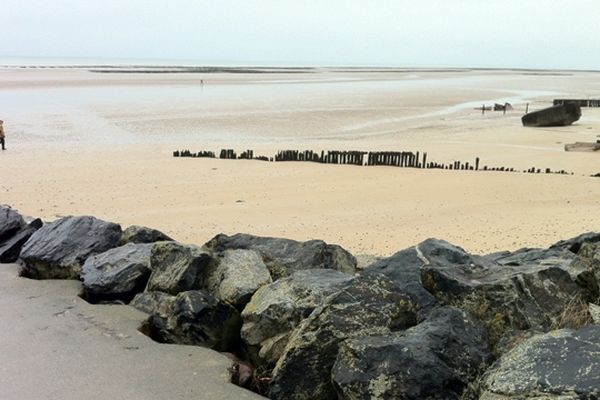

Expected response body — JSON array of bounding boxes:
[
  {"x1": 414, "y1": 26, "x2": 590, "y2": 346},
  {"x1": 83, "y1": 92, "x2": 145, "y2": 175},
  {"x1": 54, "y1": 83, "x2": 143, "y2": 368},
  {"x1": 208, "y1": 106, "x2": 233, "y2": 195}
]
[{"x1": 1, "y1": 67, "x2": 599, "y2": 255}]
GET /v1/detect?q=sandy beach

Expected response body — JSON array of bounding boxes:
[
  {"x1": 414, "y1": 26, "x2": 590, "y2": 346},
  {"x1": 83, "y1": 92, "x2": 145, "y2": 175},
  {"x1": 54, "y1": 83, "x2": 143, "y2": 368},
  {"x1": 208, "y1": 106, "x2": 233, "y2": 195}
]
[{"x1": 1, "y1": 66, "x2": 599, "y2": 256}]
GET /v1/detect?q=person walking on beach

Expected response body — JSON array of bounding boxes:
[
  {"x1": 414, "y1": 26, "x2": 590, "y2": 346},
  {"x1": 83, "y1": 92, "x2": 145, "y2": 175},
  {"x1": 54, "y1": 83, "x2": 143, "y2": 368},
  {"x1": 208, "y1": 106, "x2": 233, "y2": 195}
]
[{"x1": 0, "y1": 120, "x2": 5, "y2": 150}]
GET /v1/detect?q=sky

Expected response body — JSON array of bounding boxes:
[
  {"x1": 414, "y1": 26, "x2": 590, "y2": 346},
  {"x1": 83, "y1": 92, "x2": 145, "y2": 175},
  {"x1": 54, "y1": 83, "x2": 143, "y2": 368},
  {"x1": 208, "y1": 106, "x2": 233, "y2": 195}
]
[{"x1": 2, "y1": 0, "x2": 600, "y2": 69}]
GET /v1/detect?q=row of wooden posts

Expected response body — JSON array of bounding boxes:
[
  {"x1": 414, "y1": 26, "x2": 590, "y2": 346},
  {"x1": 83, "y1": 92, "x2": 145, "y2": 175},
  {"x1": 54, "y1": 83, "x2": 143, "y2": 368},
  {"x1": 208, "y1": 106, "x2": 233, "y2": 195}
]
[{"x1": 172, "y1": 148, "x2": 574, "y2": 175}]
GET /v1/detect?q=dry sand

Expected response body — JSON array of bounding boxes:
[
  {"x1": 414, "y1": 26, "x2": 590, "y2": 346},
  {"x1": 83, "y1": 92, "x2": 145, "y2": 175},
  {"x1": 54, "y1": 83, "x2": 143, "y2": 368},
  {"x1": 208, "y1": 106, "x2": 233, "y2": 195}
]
[{"x1": 1, "y1": 67, "x2": 599, "y2": 256}]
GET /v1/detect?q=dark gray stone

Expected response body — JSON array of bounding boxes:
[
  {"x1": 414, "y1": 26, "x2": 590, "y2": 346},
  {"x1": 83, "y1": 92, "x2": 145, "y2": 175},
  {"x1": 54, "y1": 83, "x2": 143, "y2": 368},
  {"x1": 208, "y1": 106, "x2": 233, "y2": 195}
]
[
  {"x1": 204, "y1": 249, "x2": 272, "y2": 309},
  {"x1": 0, "y1": 206, "x2": 26, "y2": 243},
  {"x1": 416, "y1": 239, "x2": 584, "y2": 343},
  {"x1": 137, "y1": 289, "x2": 242, "y2": 352},
  {"x1": 81, "y1": 243, "x2": 154, "y2": 303},
  {"x1": 550, "y1": 231, "x2": 600, "y2": 254},
  {"x1": 0, "y1": 218, "x2": 42, "y2": 263},
  {"x1": 146, "y1": 241, "x2": 212, "y2": 295},
  {"x1": 131, "y1": 290, "x2": 173, "y2": 315},
  {"x1": 203, "y1": 233, "x2": 356, "y2": 280},
  {"x1": 480, "y1": 326, "x2": 600, "y2": 399},
  {"x1": 269, "y1": 274, "x2": 418, "y2": 400},
  {"x1": 119, "y1": 225, "x2": 173, "y2": 245},
  {"x1": 19, "y1": 216, "x2": 122, "y2": 279},
  {"x1": 361, "y1": 245, "x2": 440, "y2": 318},
  {"x1": 332, "y1": 307, "x2": 492, "y2": 400},
  {"x1": 241, "y1": 269, "x2": 353, "y2": 369}
]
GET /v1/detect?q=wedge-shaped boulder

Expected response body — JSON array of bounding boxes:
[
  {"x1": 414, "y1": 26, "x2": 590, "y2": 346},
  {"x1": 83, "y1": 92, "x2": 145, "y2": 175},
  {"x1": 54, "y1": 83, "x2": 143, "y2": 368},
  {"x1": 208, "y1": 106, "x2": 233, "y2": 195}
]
[
  {"x1": 480, "y1": 326, "x2": 600, "y2": 399},
  {"x1": 146, "y1": 241, "x2": 212, "y2": 295},
  {"x1": 0, "y1": 206, "x2": 26, "y2": 243},
  {"x1": 241, "y1": 269, "x2": 353, "y2": 369},
  {"x1": 81, "y1": 243, "x2": 154, "y2": 303},
  {"x1": 204, "y1": 233, "x2": 356, "y2": 280},
  {"x1": 204, "y1": 249, "x2": 272, "y2": 309},
  {"x1": 332, "y1": 307, "x2": 492, "y2": 400},
  {"x1": 20, "y1": 216, "x2": 122, "y2": 279},
  {"x1": 135, "y1": 290, "x2": 242, "y2": 352},
  {"x1": 416, "y1": 239, "x2": 583, "y2": 343},
  {"x1": 0, "y1": 218, "x2": 42, "y2": 263},
  {"x1": 269, "y1": 274, "x2": 418, "y2": 400},
  {"x1": 119, "y1": 225, "x2": 173, "y2": 245},
  {"x1": 550, "y1": 231, "x2": 600, "y2": 254}
]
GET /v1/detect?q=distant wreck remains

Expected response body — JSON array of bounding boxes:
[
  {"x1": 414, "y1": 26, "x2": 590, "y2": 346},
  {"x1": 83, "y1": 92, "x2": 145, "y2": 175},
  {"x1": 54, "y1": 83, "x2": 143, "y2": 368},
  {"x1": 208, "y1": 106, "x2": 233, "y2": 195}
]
[
  {"x1": 521, "y1": 103, "x2": 581, "y2": 127},
  {"x1": 554, "y1": 99, "x2": 600, "y2": 107}
]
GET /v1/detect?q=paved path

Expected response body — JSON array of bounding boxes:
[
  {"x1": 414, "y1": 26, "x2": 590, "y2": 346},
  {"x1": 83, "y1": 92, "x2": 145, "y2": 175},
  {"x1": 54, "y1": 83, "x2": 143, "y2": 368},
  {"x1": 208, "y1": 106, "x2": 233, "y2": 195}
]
[{"x1": 0, "y1": 264, "x2": 264, "y2": 400}]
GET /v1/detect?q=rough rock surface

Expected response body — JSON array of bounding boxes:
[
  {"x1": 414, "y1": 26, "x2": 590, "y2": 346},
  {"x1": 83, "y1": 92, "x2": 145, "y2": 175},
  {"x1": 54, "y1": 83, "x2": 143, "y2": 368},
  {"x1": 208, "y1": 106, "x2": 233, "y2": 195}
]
[
  {"x1": 204, "y1": 249, "x2": 272, "y2": 309},
  {"x1": 480, "y1": 326, "x2": 600, "y2": 399},
  {"x1": 146, "y1": 241, "x2": 212, "y2": 295},
  {"x1": 81, "y1": 243, "x2": 154, "y2": 303},
  {"x1": 550, "y1": 231, "x2": 600, "y2": 254},
  {"x1": 416, "y1": 239, "x2": 583, "y2": 342},
  {"x1": 361, "y1": 245, "x2": 440, "y2": 317},
  {"x1": 203, "y1": 233, "x2": 356, "y2": 280},
  {"x1": 119, "y1": 225, "x2": 173, "y2": 245},
  {"x1": 0, "y1": 206, "x2": 26, "y2": 242},
  {"x1": 568, "y1": 242, "x2": 600, "y2": 299},
  {"x1": 269, "y1": 274, "x2": 418, "y2": 400},
  {"x1": 137, "y1": 290, "x2": 242, "y2": 352},
  {"x1": 332, "y1": 307, "x2": 492, "y2": 400},
  {"x1": 131, "y1": 290, "x2": 173, "y2": 315},
  {"x1": 19, "y1": 216, "x2": 122, "y2": 279},
  {"x1": 241, "y1": 269, "x2": 353, "y2": 369},
  {"x1": 0, "y1": 218, "x2": 42, "y2": 263}
]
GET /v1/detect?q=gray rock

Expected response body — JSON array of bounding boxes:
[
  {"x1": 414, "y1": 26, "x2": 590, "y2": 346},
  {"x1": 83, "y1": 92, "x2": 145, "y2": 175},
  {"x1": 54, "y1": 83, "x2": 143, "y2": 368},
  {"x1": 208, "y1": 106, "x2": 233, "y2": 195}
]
[
  {"x1": 480, "y1": 326, "x2": 600, "y2": 399},
  {"x1": 0, "y1": 218, "x2": 42, "y2": 263},
  {"x1": 361, "y1": 244, "x2": 441, "y2": 317},
  {"x1": 0, "y1": 206, "x2": 26, "y2": 243},
  {"x1": 241, "y1": 269, "x2": 353, "y2": 369},
  {"x1": 138, "y1": 289, "x2": 242, "y2": 352},
  {"x1": 146, "y1": 241, "x2": 212, "y2": 295},
  {"x1": 203, "y1": 233, "x2": 356, "y2": 280},
  {"x1": 81, "y1": 243, "x2": 154, "y2": 303},
  {"x1": 269, "y1": 274, "x2": 418, "y2": 400},
  {"x1": 550, "y1": 231, "x2": 600, "y2": 254},
  {"x1": 20, "y1": 216, "x2": 122, "y2": 279},
  {"x1": 119, "y1": 225, "x2": 173, "y2": 245},
  {"x1": 204, "y1": 249, "x2": 272, "y2": 309},
  {"x1": 131, "y1": 290, "x2": 173, "y2": 315},
  {"x1": 332, "y1": 307, "x2": 492, "y2": 400},
  {"x1": 568, "y1": 242, "x2": 600, "y2": 299},
  {"x1": 417, "y1": 239, "x2": 584, "y2": 343}
]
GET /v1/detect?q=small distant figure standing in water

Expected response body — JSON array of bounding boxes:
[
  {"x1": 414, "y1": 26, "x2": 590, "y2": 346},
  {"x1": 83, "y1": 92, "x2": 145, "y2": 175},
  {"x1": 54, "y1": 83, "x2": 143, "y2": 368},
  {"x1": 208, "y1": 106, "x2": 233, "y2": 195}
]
[{"x1": 0, "y1": 120, "x2": 5, "y2": 150}]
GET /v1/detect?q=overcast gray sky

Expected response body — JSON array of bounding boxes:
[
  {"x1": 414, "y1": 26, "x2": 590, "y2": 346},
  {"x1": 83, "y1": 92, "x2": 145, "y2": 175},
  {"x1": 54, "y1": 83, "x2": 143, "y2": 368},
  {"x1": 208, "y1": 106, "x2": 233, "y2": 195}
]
[{"x1": 2, "y1": 0, "x2": 600, "y2": 69}]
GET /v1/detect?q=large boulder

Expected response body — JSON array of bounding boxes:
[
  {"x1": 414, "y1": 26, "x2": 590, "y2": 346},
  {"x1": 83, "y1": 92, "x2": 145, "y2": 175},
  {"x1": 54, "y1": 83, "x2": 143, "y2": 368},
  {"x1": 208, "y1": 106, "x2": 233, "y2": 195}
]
[
  {"x1": 241, "y1": 269, "x2": 353, "y2": 369},
  {"x1": 119, "y1": 225, "x2": 173, "y2": 245},
  {"x1": 81, "y1": 243, "x2": 154, "y2": 303},
  {"x1": 416, "y1": 239, "x2": 584, "y2": 343},
  {"x1": 332, "y1": 307, "x2": 492, "y2": 400},
  {"x1": 134, "y1": 290, "x2": 242, "y2": 352},
  {"x1": 146, "y1": 241, "x2": 212, "y2": 295},
  {"x1": 269, "y1": 274, "x2": 418, "y2": 400},
  {"x1": 19, "y1": 216, "x2": 122, "y2": 279},
  {"x1": 549, "y1": 231, "x2": 600, "y2": 254},
  {"x1": 0, "y1": 218, "x2": 42, "y2": 263},
  {"x1": 361, "y1": 245, "x2": 440, "y2": 317},
  {"x1": 480, "y1": 326, "x2": 600, "y2": 399},
  {"x1": 204, "y1": 249, "x2": 272, "y2": 309},
  {"x1": 203, "y1": 233, "x2": 357, "y2": 280},
  {"x1": 0, "y1": 206, "x2": 26, "y2": 243}
]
